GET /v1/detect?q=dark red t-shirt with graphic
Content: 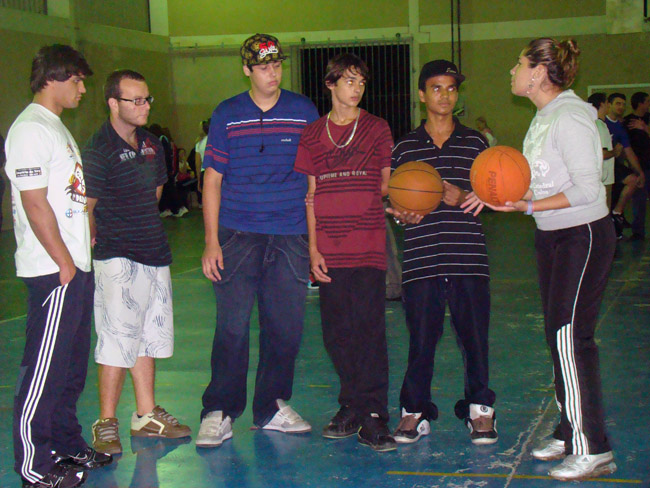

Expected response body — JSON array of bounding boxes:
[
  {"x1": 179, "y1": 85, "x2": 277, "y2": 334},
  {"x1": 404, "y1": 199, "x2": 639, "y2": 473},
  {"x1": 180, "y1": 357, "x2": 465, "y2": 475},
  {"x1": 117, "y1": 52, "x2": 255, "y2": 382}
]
[{"x1": 295, "y1": 110, "x2": 392, "y2": 269}]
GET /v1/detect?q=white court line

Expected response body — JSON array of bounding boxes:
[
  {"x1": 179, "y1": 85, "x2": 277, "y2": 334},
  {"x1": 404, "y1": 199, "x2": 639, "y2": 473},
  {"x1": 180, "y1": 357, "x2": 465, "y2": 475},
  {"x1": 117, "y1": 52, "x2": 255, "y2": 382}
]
[
  {"x1": 0, "y1": 314, "x2": 26, "y2": 325},
  {"x1": 503, "y1": 395, "x2": 555, "y2": 488}
]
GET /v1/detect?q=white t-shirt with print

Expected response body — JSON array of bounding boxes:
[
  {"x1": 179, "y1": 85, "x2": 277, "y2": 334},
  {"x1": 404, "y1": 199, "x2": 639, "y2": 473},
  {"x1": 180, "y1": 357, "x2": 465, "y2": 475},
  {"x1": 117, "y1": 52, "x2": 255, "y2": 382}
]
[{"x1": 5, "y1": 103, "x2": 91, "y2": 277}]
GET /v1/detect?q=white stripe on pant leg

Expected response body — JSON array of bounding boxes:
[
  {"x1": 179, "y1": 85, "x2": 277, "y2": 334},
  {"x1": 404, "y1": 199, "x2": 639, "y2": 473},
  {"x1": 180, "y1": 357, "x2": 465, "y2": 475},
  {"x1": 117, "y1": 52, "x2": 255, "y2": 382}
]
[
  {"x1": 557, "y1": 324, "x2": 586, "y2": 454},
  {"x1": 19, "y1": 284, "x2": 68, "y2": 482},
  {"x1": 556, "y1": 224, "x2": 593, "y2": 456}
]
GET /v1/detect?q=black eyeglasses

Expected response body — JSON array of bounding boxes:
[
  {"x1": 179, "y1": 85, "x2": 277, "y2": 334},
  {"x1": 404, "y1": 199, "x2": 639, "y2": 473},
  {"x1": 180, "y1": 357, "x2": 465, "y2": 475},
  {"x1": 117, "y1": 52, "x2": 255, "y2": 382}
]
[{"x1": 117, "y1": 96, "x2": 154, "y2": 106}]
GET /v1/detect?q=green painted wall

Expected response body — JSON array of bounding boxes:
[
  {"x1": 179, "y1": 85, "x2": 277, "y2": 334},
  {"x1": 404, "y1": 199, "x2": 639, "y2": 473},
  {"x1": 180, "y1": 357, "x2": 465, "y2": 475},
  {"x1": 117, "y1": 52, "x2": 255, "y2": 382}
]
[
  {"x1": 167, "y1": 0, "x2": 409, "y2": 37},
  {"x1": 420, "y1": 0, "x2": 605, "y2": 25},
  {"x1": 428, "y1": 32, "x2": 650, "y2": 152},
  {"x1": 76, "y1": 0, "x2": 150, "y2": 32}
]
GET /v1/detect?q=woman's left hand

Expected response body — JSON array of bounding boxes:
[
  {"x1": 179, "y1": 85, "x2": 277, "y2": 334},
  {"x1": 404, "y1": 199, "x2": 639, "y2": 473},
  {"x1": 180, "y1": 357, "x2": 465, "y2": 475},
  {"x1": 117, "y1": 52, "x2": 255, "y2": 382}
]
[{"x1": 461, "y1": 192, "x2": 525, "y2": 215}]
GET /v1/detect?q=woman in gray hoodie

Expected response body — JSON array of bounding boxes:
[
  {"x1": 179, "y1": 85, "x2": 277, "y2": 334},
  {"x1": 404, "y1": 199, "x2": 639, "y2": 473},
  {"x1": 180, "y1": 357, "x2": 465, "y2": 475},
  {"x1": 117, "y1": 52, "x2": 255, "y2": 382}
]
[{"x1": 464, "y1": 37, "x2": 617, "y2": 482}]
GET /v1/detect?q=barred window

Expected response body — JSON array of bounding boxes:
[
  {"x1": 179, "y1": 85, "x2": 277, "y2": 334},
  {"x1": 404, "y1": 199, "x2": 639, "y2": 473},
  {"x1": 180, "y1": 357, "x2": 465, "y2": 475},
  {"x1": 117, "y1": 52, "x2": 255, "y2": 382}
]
[{"x1": 297, "y1": 40, "x2": 412, "y2": 141}]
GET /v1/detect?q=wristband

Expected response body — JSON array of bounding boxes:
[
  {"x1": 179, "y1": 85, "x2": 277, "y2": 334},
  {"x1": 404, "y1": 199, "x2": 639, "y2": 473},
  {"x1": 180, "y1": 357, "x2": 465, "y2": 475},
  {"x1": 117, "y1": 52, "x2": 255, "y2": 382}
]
[
  {"x1": 525, "y1": 200, "x2": 534, "y2": 215},
  {"x1": 393, "y1": 216, "x2": 407, "y2": 227}
]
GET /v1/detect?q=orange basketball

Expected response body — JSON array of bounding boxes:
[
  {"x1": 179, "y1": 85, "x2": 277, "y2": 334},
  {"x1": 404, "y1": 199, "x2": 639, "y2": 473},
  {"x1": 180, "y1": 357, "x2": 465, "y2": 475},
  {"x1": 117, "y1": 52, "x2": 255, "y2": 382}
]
[
  {"x1": 388, "y1": 161, "x2": 443, "y2": 216},
  {"x1": 470, "y1": 146, "x2": 531, "y2": 206}
]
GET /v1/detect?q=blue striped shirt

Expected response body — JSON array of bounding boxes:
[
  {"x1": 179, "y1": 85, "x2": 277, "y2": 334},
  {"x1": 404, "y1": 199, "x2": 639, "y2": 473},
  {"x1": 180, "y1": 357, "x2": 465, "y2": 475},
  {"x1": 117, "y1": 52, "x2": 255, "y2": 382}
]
[{"x1": 203, "y1": 90, "x2": 319, "y2": 234}]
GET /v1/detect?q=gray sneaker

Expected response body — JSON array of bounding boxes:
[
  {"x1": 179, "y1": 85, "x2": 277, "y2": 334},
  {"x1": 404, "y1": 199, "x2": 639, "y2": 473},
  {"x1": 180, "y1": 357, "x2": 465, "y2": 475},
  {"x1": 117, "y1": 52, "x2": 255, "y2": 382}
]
[
  {"x1": 549, "y1": 451, "x2": 617, "y2": 481},
  {"x1": 262, "y1": 400, "x2": 311, "y2": 433},
  {"x1": 196, "y1": 411, "x2": 233, "y2": 447},
  {"x1": 531, "y1": 438, "x2": 565, "y2": 461}
]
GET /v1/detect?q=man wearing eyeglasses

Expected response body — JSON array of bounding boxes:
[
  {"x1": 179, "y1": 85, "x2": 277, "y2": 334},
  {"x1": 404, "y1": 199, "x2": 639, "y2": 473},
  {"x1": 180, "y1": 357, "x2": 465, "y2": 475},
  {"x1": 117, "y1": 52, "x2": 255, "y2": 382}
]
[
  {"x1": 82, "y1": 69, "x2": 191, "y2": 456},
  {"x1": 197, "y1": 33, "x2": 319, "y2": 447}
]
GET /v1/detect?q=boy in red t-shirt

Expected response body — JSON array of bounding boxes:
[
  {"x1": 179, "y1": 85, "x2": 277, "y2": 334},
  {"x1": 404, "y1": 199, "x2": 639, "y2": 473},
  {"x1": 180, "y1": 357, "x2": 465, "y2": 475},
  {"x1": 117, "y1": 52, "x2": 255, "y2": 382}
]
[{"x1": 294, "y1": 53, "x2": 394, "y2": 452}]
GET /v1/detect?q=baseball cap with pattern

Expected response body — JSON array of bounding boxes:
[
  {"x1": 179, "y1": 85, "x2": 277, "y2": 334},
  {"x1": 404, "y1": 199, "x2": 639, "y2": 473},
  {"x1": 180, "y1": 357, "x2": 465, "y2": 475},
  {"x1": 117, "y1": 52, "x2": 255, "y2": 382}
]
[{"x1": 241, "y1": 33, "x2": 287, "y2": 66}]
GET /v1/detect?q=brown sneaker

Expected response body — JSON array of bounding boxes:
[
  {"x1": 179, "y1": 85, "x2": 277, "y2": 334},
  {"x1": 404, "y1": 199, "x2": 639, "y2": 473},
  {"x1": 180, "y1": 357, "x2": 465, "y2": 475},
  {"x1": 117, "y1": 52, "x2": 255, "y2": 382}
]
[
  {"x1": 130, "y1": 405, "x2": 192, "y2": 438},
  {"x1": 92, "y1": 417, "x2": 122, "y2": 454},
  {"x1": 393, "y1": 408, "x2": 430, "y2": 444}
]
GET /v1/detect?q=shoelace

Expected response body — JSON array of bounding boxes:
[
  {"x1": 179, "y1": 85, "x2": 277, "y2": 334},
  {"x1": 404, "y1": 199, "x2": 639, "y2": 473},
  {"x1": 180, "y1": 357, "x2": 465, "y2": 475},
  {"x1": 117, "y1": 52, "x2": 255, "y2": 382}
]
[
  {"x1": 277, "y1": 405, "x2": 302, "y2": 423},
  {"x1": 203, "y1": 416, "x2": 227, "y2": 435},
  {"x1": 155, "y1": 407, "x2": 180, "y2": 425},
  {"x1": 97, "y1": 422, "x2": 119, "y2": 441}
]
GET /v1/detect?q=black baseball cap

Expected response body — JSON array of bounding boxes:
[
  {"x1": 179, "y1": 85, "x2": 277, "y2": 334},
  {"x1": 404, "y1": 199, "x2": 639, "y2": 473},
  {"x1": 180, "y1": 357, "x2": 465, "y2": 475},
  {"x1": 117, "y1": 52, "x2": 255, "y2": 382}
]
[{"x1": 418, "y1": 60, "x2": 465, "y2": 89}]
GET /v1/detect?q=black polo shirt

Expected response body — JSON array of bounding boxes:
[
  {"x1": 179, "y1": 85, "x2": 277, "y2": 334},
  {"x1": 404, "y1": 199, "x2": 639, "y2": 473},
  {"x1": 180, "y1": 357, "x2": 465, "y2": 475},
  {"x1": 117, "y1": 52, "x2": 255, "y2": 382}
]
[
  {"x1": 83, "y1": 120, "x2": 171, "y2": 266},
  {"x1": 391, "y1": 119, "x2": 489, "y2": 284}
]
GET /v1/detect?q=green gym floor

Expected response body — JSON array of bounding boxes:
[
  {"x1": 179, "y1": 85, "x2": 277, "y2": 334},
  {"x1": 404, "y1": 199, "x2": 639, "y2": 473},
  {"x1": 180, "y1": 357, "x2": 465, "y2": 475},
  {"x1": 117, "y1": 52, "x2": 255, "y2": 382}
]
[{"x1": 1, "y1": 210, "x2": 649, "y2": 488}]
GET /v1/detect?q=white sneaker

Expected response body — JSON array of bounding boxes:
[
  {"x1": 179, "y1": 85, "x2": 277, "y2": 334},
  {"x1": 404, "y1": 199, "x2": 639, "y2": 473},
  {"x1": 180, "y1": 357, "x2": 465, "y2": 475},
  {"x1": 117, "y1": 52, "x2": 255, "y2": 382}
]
[
  {"x1": 196, "y1": 411, "x2": 233, "y2": 447},
  {"x1": 159, "y1": 209, "x2": 173, "y2": 218},
  {"x1": 262, "y1": 400, "x2": 311, "y2": 433},
  {"x1": 531, "y1": 438, "x2": 565, "y2": 461},
  {"x1": 549, "y1": 451, "x2": 617, "y2": 481},
  {"x1": 174, "y1": 207, "x2": 189, "y2": 218}
]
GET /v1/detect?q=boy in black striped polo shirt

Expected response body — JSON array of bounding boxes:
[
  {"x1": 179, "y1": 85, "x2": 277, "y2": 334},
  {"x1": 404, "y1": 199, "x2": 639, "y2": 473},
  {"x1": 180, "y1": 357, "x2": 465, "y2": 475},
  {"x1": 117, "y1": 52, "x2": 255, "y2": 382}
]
[{"x1": 387, "y1": 60, "x2": 498, "y2": 446}]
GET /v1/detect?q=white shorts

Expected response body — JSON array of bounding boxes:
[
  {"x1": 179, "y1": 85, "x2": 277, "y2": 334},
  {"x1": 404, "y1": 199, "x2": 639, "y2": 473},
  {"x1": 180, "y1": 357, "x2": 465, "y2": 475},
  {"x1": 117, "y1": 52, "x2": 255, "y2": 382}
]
[{"x1": 94, "y1": 258, "x2": 174, "y2": 368}]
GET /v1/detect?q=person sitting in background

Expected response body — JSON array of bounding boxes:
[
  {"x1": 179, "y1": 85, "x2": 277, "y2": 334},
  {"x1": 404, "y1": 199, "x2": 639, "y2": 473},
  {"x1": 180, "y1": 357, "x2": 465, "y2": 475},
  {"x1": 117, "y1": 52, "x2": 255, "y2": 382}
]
[
  {"x1": 476, "y1": 116, "x2": 497, "y2": 146},
  {"x1": 194, "y1": 119, "x2": 210, "y2": 206},
  {"x1": 149, "y1": 124, "x2": 188, "y2": 218},
  {"x1": 605, "y1": 93, "x2": 644, "y2": 239},
  {"x1": 175, "y1": 147, "x2": 198, "y2": 209}
]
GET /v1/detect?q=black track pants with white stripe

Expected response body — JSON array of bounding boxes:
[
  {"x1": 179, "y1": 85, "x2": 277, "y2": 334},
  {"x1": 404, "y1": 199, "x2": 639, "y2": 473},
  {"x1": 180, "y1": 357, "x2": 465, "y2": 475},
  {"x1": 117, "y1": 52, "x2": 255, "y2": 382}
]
[
  {"x1": 13, "y1": 269, "x2": 93, "y2": 483},
  {"x1": 535, "y1": 215, "x2": 616, "y2": 456}
]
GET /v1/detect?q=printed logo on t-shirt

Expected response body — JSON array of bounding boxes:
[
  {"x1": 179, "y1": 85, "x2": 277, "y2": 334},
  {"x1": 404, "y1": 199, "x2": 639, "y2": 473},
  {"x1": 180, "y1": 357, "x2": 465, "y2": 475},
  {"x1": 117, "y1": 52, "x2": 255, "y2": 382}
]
[
  {"x1": 119, "y1": 149, "x2": 138, "y2": 161},
  {"x1": 66, "y1": 162, "x2": 87, "y2": 205},
  {"x1": 15, "y1": 167, "x2": 42, "y2": 178},
  {"x1": 281, "y1": 138, "x2": 292, "y2": 143}
]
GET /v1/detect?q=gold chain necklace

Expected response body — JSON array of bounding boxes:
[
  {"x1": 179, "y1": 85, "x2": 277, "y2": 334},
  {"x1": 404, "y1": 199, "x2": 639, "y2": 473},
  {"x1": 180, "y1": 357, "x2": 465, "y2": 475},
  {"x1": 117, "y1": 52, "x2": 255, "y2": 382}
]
[{"x1": 326, "y1": 109, "x2": 361, "y2": 148}]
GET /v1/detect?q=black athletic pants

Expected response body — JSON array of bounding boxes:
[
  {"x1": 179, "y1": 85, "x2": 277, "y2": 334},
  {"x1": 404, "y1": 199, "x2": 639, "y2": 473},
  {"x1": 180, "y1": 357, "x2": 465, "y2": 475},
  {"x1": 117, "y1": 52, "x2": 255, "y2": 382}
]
[
  {"x1": 535, "y1": 215, "x2": 616, "y2": 456},
  {"x1": 319, "y1": 267, "x2": 389, "y2": 421},
  {"x1": 13, "y1": 270, "x2": 93, "y2": 483}
]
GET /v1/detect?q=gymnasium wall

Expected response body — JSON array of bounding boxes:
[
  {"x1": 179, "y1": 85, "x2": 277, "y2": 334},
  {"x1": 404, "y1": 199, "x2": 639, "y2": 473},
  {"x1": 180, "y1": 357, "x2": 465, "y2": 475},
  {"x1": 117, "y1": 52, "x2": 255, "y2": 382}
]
[
  {"x1": 166, "y1": 0, "x2": 649, "y2": 153},
  {"x1": 0, "y1": 4, "x2": 172, "y2": 230},
  {"x1": 1, "y1": 0, "x2": 649, "y2": 230}
]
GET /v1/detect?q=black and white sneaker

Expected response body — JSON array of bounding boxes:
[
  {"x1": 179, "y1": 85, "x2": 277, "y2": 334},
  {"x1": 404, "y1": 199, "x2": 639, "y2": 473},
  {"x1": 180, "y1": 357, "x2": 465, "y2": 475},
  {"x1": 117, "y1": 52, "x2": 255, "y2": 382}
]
[
  {"x1": 466, "y1": 403, "x2": 498, "y2": 445},
  {"x1": 393, "y1": 408, "x2": 431, "y2": 444},
  {"x1": 53, "y1": 447, "x2": 113, "y2": 470},
  {"x1": 611, "y1": 212, "x2": 625, "y2": 240},
  {"x1": 358, "y1": 414, "x2": 397, "y2": 452},
  {"x1": 22, "y1": 463, "x2": 87, "y2": 488}
]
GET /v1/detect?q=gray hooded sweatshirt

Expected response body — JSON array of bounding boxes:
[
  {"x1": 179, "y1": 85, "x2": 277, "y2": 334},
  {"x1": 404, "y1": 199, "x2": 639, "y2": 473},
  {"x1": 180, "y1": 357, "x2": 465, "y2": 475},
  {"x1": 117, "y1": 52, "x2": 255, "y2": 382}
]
[{"x1": 523, "y1": 89, "x2": 609, "y2": 231}]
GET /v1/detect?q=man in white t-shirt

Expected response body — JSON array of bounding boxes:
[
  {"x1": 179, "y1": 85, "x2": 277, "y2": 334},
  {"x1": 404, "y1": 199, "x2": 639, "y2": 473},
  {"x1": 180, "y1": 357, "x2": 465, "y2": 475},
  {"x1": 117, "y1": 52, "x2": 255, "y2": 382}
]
[
  {"x1": 588, "y1": 92, "x2": 622, "y2": 208},
  {"x1": 4, "y1": 44, "x2": 111, "y2": 488}
]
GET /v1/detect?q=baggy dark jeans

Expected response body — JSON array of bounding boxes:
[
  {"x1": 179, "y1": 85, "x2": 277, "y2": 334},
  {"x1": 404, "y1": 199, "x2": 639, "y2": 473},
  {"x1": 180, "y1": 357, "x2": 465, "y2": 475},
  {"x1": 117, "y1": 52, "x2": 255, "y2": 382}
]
[{"x1": 201, "y1": 227, "x2": 309, "y2": 426}]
